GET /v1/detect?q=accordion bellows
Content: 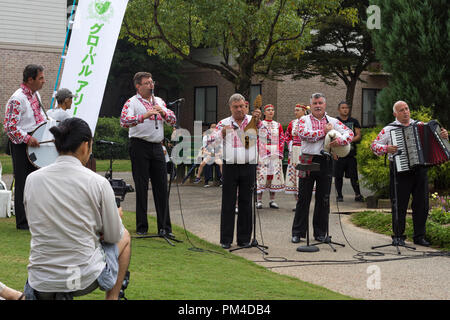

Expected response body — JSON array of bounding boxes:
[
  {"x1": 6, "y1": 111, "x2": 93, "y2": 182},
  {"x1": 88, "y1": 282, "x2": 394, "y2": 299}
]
[{"x1": 390, "y1": 120, "x2": 450, "y2": 172}]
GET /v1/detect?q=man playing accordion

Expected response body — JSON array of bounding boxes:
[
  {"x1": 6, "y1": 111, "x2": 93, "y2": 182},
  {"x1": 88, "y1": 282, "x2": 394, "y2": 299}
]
[{"x1": 371, "y1": 101, "x2": 448, "y2": 247}]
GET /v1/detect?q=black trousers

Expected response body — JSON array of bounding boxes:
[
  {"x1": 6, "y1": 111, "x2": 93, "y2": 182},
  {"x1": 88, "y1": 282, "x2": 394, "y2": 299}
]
[
  {"x1": 129, "y1": 138, "x2": 171, "y2": 234},
  {"x1": 390, "y1": 162, "x2": 428, "y2": 240},
  {"x1": 292, "y1": 155, "x2": 332, "y2": 239},
  {"x1": 11, "y1": 142, "x2": 37, "y2": 229},
  {"x1": 220, "y1": 163, "x2": 256, "y2": 245}
]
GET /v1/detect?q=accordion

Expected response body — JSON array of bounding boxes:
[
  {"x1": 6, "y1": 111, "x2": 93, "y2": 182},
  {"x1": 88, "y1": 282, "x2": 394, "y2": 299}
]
[{"x1": 390, "y1": 120, "x2": 450, "y2": 172}]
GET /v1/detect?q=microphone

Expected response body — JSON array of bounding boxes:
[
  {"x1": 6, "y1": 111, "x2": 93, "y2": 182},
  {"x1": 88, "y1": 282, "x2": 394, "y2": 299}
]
[
  {"x1": 96, "y1": 140, "x2": 119, "y2": 146},
  {"x1": 167, "y1": 98, "x2": 185, "y2": 107},
  {"x1": 320, "y1": 150, "x2": 331, "y2": 157}
]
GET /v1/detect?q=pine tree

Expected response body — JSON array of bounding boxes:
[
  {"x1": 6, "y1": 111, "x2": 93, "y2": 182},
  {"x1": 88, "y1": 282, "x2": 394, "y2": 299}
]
[{"x1": 370, "y1": 0, "x2": 450, "y2": 127}]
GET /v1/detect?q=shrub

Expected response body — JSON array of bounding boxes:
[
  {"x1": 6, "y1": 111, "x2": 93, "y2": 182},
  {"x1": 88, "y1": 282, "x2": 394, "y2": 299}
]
[
  {"x1": 93, "y1": 117, "x2": 130, "y2": 159},
  {"x1": 93, "y1": 117, "x2": 176, "y2": 160},
  {"x1": 356, "y1": 127, "x2": 390, "y2": 198}
]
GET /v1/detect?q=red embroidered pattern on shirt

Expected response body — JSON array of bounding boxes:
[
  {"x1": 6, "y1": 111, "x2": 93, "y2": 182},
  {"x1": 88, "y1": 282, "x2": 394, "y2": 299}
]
[{"x1": 21, "y1": 84, "x2": 45, "y2": 124}]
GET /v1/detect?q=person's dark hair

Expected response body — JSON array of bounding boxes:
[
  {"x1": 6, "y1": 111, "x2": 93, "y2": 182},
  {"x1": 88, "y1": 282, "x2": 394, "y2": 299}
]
[
  {"x1": 133, "y1": 72, "x2": 152, "y2": 86},
  {"x1": 50, "y1": 118, "x2": 92, "y2": 153},
  {"x1": 23, "y1": 64, "x2": 44, "y2": 83},
  {"x1": 338, "y1": 101, "x2": 348, "y2": 108}
]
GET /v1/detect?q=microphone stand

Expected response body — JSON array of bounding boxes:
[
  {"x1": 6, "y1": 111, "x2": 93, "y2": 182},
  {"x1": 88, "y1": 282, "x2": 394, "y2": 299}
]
[
  {"x1": 230, "y1": 126, "x2": 268, "y2": 255},
  {"x1": 295, "y1": 162, "x2": 321, "y2": 252},
  {"x1": 105, "y1": 144, "x2": 114, "y2": 180},
  {"x1": 371, "y1": 150, "x2": 415, "y2": 254},
  {"x1": 308, "y1": 151, "x2": 345, "y2": 252}
]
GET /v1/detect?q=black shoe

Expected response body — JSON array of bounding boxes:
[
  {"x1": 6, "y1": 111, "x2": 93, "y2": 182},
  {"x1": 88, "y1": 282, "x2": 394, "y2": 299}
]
[
  {"x1": 159, "y1": 229, "x2": 176, "y2": 239},
  {"x1": 336, "y1": 196, "x2": 344, "y2": 202},
  {"x1": 221, "y1": 243, "x2": 231, "y2": 249},
  {"x1": 166, "y1": 232, "x2": 176, "y2": 240},
  {"x1": 314, "y1": 235, "x2": 330, "y2": 243},
  {"x1": 392, "y1": 237, "x2": 405, "y2": 246},
  {"x1": 136, "y1": 231, "x2": 148, "y2": 236},
  {"x1": 413, "y1": 238, "x2": 431, "y2": 247},
  {"x1": 355, "y1": 194, "x2": 364, "y2": 202},
  {"x1": 291, "y1": 236, "x2": 301, "y2": 243},
  {"x1": 237, "y1": 242, "x2": 250, "y2": 247}
]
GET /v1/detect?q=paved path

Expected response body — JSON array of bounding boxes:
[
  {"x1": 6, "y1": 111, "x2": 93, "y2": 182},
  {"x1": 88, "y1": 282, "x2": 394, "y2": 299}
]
[
  {"x1": 111, "y1": 171, "x2": 449, "y2": 300},
  {"x1": 3, "y1": 172, "x2": 449, "y2": 300}
]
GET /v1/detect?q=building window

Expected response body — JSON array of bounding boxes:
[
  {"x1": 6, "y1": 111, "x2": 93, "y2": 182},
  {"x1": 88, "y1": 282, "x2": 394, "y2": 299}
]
[
  {"x1": 362, "y1": 88, "x2": 381, "y2": 127},
  {"x1": 195, "y1": 86, "x2": 217, "y2": 124},
  {"x1": 249, "y1": 84, "x2": 262, "y2": 112}
]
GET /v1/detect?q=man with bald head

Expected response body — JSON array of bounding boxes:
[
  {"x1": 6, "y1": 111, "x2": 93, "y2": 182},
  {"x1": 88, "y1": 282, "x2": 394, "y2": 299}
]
[{"x1": 371, "y1": 101, "x2": 448, "y2": 247}]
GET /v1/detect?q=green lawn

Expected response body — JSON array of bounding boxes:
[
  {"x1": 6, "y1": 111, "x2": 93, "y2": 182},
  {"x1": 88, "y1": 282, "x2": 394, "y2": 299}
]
[
  {"x1": 0, "y1": 154, "x2": 131, "y2": 175},
  {"x1": 0, "y1": 212, "x2": 352, "y2": 300}
]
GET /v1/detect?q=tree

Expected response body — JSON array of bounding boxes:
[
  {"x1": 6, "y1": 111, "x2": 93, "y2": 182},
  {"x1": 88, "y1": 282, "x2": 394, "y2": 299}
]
[
  {"x1": 370, "y1": 0, "x2": 450, "y2": 127},
  {"x1": 122, "y1": 0, "x2": 344, "y2": 99},
  {"x1": 100, "y1": 39, "x2": 184, "y2": 117},
  {"x1": 276, "y1": 0, "x2": 374, "y2": 112}
]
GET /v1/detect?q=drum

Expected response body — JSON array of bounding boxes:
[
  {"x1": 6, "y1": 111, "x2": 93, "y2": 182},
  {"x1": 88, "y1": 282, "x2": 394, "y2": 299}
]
[
  {"x1": 324, "y1": 129, "x2": 350, "y2": 158},
  {"x1": 26, "y1": 121, "x2": 59, "y2": 169}
]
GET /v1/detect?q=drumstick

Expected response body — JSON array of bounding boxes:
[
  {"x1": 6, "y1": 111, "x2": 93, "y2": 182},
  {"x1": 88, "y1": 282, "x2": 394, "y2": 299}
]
[{"x1": 39, "y1": 139, "x2": 55, "y2": 144}]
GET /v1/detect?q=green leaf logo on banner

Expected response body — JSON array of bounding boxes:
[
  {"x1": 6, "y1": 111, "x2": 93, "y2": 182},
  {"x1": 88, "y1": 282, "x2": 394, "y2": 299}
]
[
  {"x1": 88, "y1": 0, "x2": 114, "y2": 22},
  {"x1": 95, "y1": 1, "x2": 111, "y2": 15}
]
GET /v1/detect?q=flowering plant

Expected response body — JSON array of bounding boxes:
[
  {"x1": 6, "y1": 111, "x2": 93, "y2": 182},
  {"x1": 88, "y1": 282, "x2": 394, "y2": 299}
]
[{"x1": 429, "y1": 192, "x2": 450, "y2": 225}]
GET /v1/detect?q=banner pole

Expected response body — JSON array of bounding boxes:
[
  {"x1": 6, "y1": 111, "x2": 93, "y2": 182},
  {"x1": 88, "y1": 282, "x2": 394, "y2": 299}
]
[{"x1": 50, "y1": 0, "x2": 77, "y2": 110}]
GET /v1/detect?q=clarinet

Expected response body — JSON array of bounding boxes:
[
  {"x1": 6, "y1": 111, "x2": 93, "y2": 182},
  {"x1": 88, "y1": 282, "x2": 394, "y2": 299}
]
[{"x1": 151, "y1": 88, "x2": 158, "y2": 130}]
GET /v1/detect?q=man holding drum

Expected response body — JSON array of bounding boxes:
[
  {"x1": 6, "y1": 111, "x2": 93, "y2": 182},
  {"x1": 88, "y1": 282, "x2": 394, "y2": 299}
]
[
  {"x1": 3, "y1": 64, "x2": 46, "y2": 230},
  {"x1": 291, "y1": 93, "x2": 353, "y2": 244}
]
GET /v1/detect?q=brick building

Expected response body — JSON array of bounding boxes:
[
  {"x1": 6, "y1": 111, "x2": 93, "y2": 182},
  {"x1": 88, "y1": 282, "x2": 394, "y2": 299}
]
[
  {"x1": 178, "y1": 50, "x2": 388, "y2": 132},
  {"x1": 0, "y1": 0, "x2": 67, "y2": 120}
]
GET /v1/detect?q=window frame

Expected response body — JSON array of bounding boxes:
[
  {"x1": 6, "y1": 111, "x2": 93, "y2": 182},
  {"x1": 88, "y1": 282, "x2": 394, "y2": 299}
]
[{"x1": 194, "y1": 86, "x2": 218, "y2": 125}]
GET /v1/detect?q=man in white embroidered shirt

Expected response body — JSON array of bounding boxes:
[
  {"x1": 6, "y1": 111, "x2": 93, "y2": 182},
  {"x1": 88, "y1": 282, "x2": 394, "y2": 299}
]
[
  {"x1": 291, "y1": 93, "x2": 353, "y2": 244},
  {"x1": 120, "y1": 72, "x2": 177, "y2": 237},
  {"x1": 3, "y1": 64, "x2": 46, "y2": 230},
  {"x1": 23, "y1": 118, "x2": 131, "y2": 300},
  {"x1": 371, "y1": 101, "x2": 448, "y2": 247},
  {"x1": 212, "y1": 93, "x2": 265, "y2": 249}
]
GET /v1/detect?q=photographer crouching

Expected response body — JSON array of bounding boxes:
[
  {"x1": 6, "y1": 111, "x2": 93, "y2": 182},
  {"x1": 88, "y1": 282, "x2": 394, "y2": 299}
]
[{"x1": 23, "y1": 118, "x2": 131, "y2": 300}]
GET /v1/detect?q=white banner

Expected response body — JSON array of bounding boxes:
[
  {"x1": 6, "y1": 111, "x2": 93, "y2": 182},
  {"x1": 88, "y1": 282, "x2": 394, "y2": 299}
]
[{"x1": 59, "y1": 0, "x2": 128, "y2": 134}]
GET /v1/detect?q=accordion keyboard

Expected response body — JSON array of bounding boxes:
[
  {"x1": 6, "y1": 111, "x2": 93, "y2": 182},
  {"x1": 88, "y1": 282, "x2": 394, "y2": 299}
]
[{"x1": 390, "y1": 127, "x2": 410, "y2": 172}]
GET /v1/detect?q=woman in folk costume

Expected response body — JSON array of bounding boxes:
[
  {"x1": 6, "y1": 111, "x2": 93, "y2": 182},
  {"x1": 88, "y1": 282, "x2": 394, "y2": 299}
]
[
  {"x1": 284, "y1": 104, "x2": 309, "y2": 204},
  {"x1": 256, "y1": 104, "x2": 285, "y2": 209}
]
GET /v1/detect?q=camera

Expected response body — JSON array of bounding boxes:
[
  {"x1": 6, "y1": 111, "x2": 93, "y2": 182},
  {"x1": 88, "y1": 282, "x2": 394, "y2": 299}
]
[{"x1": 108, "y1": 178, "x2": 134, "y2": 207}]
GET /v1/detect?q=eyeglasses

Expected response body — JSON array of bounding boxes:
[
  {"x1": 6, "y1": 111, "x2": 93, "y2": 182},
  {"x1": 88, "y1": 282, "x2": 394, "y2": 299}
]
[{"x1": 141, "y1": 80, "x2": 156, "y2": 86}]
